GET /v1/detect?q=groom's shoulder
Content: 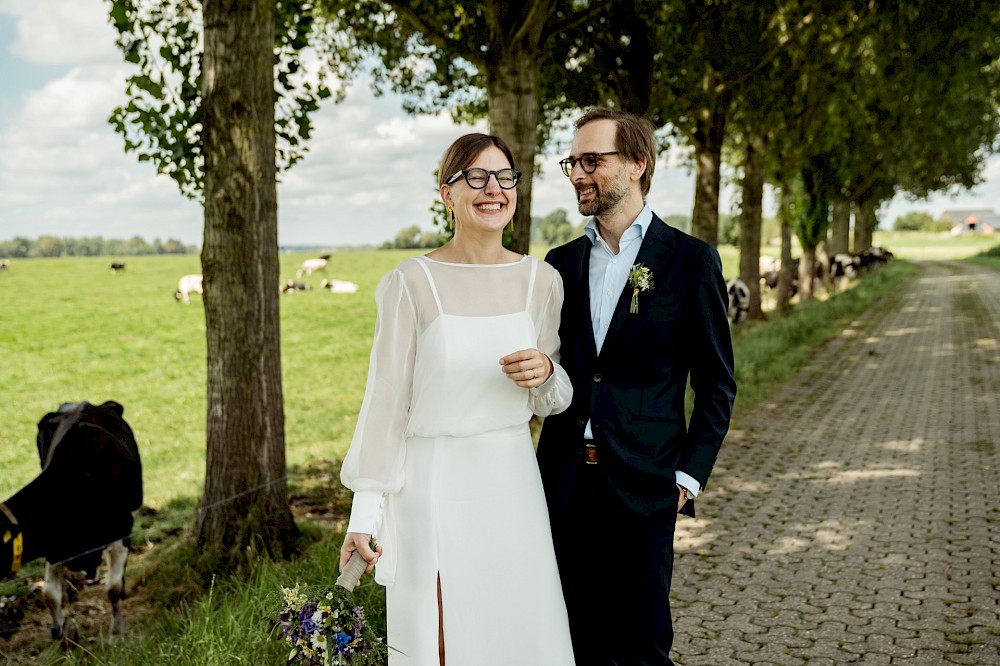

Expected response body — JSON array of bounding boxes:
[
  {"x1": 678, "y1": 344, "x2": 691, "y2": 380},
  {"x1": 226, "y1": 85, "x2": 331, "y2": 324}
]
[{"x1": 544, "y1": 235, "x2": 589, "y2": 266}]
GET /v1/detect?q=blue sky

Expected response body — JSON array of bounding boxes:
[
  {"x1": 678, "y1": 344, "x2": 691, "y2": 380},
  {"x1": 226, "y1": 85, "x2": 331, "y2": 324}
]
[{"x1": 1, "y1": 1, "x2": 997, "y2": 248}]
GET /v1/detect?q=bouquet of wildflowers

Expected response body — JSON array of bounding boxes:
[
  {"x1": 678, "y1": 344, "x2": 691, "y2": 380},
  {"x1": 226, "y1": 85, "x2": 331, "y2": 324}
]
[
  {"x1": 628, "y1": 262, "x2": 654, "y2": 314},
  {"x1": 276, "y1": 583, "x2": 387, "y2": 665}
]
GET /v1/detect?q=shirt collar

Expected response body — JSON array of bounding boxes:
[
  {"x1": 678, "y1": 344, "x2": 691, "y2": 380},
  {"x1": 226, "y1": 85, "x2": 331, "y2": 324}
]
[{"x1": 584, "y1": 203, "x2": 653, "y2": 246}]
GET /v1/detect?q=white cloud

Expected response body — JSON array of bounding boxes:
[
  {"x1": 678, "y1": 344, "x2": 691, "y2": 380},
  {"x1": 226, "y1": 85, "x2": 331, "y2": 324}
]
[{"x1": 0, "y1": 0, "x2": 120, "y2": 66}]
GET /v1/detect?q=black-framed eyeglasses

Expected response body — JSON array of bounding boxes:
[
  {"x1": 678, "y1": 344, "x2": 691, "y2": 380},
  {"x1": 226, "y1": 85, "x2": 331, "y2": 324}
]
[
  {"x1": 559, "y1": 152, "x2": 620, "y2": 177},
  {"x1": 445, "y1": 168, "x2": 521, "y2": 190}
]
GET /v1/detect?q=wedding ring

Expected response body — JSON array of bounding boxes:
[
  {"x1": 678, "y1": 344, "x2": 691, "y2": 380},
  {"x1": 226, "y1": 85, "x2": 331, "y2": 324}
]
[{"x1": 528, "y1": 368, "x2": 535, "y2": 379}]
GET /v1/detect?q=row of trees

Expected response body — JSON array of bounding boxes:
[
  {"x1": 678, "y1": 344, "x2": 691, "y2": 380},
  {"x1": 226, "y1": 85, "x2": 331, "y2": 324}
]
[
  {"x1": 104, "y1": 0, "x2": 1000, "y2": 569},
  {"x1": 0, "y1": 235, "x2": 196, "y2": 258}
]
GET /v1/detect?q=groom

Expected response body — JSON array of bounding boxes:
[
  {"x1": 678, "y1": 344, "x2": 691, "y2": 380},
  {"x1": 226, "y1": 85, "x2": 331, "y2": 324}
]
[{"x1": 538, "y1": 107, "x2": 737, "y2": 665}]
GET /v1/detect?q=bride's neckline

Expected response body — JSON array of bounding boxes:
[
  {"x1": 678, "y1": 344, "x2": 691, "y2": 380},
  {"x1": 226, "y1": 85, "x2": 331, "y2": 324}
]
[{"x1": 421, "y1": 254, "x2": 528, "y2": 267}]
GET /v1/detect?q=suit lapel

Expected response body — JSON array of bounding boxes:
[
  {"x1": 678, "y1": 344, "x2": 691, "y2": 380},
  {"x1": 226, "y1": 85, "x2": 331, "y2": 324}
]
[
  {"x1": 572, "y1": 238, "x2": 599, "y2": 360},
  {"x1": 600, "y1": 216, "x2": 675, "y2": 355}
]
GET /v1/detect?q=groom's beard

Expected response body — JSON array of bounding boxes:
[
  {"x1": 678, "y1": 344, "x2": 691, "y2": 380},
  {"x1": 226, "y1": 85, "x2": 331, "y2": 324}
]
[{"x1": 576, "y1": 169, "x2": 629, "y2": 218}]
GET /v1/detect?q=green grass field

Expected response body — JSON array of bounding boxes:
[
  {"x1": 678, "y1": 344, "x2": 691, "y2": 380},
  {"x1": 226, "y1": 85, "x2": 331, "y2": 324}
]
[{"x1": 0, "y1": 250, "x2": 422, "y2": 504}]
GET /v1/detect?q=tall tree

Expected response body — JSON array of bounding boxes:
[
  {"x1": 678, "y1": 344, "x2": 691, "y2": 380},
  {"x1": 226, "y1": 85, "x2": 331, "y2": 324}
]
[
  {"x1": 550, "y1": 0, "x2": 821, "y2": 245},
  {"x1": 196, "y1": 0, "x2": 298, "y2": 565},
  {"x1": 324, "y1": 0, "x2": 612, "y2": 253}
]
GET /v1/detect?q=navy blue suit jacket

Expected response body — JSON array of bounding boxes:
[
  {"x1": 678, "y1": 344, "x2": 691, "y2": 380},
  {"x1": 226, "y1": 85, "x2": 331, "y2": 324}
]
[{"x1": 538, "y1": 214, "x2": 736, "y2": 519}]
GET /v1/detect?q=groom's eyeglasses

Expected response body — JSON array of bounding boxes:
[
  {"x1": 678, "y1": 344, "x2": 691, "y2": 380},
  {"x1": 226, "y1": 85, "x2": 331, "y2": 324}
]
[{"x1": 559, "y1": 152, "x2": 620, "y2": 177}]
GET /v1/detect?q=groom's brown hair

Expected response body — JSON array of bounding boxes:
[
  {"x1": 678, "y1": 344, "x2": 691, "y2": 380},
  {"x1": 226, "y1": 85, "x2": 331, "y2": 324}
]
[{"x1": 575, "y1": 108, "x2": 657, "y2": 197}]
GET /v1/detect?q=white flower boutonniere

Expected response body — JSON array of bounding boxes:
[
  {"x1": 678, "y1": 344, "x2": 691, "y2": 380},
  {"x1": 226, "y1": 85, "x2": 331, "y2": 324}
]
[{"x1": 628, "y1": 263, "x2": 654, "y2": 314}]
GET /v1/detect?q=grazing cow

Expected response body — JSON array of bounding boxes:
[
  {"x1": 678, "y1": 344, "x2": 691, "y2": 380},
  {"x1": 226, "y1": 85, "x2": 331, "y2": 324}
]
[
  {"x1": 296, "y1": 254, "x2": 331, "y2": 278},
  {"x1": 281, "y1": 280, "x2": 311, "y2": 294},
  {"x1": 0, "y1": 259, "x2": 10, "y2": 271},
  {"x1": 0, "y1": 401, "x2": 142, "y2": 640},
  {"x1": 109, "y1": 261, "x2": 126, "y2": 273},
  {"x1": 726, "y1": 278, "x2": 750, "y2": 324},
  {"x1": 319, "y1": 278, "x2": 360, "y2": 293},
  {"x1": 174, "y1": 274, "x2": 203, "y2": 304}
]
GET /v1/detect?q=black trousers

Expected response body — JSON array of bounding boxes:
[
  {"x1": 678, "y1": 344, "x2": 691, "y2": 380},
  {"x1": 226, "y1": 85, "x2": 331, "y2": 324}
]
[{"x1": 550, "y1": 454, "x2": 678, "y2": 666}]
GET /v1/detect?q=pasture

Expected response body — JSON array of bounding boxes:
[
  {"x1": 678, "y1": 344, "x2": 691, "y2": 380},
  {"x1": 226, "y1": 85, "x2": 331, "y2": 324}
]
[{"x1": 0, "y1": 250, "x2": 419, "y2": 504}]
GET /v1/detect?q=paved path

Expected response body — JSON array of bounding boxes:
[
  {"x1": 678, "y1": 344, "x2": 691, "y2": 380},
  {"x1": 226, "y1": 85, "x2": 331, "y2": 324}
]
[{"x1": 672, "y1": 260, "x2": 1000, "y2": 665}]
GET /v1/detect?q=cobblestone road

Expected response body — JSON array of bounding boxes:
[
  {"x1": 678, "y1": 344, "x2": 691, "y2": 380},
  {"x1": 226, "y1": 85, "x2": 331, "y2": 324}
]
[{"x1": 672, "y1": 260, "x2": 1000, "y2": 665}]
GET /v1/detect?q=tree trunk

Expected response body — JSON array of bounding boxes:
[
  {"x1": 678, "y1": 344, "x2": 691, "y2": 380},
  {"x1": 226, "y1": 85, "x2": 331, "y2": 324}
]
[
  {"x1": 197, "y1": 0, "x2": 297, "y2": 568},
  {"x1": 854, "y1": 198, "x2": 877, "y2": 251},
  {"x1": 738, "y1": 138, "x2": 764, "y2": 320},
  {"x1": 488, "y1": 56, "x2": 540, "y2": 256},
  {"x1": 777, "y1": 187, "x2": 795, "y2": 313},
  {"x1": 690, "y1": 96, "x2": 728, "y2": 245},
  {"x1": 485, "y1": 1, "x2": 554, "y2": 256},
  {"x1": 798, "y1": 247, "x2": 816, "y2": 301},
  {"x1": 829, "y1": 198, "x2": 851, "y2": 256}
]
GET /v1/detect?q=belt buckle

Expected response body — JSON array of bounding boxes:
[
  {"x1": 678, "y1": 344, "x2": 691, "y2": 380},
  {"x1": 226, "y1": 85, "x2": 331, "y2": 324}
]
[{"x1": 583, "y1": 442, "x2": 599, "y2": 465}]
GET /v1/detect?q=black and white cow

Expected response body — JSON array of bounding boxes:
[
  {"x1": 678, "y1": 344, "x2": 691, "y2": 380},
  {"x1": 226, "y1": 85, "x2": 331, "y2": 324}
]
[
  {"x1": 726, "y1": 277, "x2": 751, "y2": 324},
  {"x1": 109, "y1": 261, "x2": 126, "y2": 273},
  {"x1": 0, "y1": 401, "x2": 142, "y2": 640}
]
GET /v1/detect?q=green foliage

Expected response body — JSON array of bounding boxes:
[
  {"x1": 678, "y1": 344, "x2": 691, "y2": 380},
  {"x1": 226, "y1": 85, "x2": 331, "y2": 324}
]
[
  {"x1": 531, "y1": 209, "x2": 581, "y2": 246},
  {"x1": 717, "y1": 213, "x2": 738, "y2": 247},
  {"x1": 0, "y1": 234, "x2": 196, "y2": 258},
  {"x1": 892, "y1": 212, "x2": 951, "y2": 233},
  {"x1": 107, "y1": 0, "x2": 346, "y2": 199},
  {"x1": 381, "y1": 224, "x2": 443, "y2": 249}
]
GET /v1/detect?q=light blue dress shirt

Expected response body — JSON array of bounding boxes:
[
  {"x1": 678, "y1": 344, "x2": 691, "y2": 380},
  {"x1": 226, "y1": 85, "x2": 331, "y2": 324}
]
[{"x1": 581, "y1": 204, "x2": 700, "y2": 497}]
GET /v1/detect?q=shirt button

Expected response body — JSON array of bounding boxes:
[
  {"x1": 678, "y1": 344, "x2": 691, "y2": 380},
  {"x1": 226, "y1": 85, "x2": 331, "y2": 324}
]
[{"x1": 593, "y1": 373, "x2": 603, "y2": 383}]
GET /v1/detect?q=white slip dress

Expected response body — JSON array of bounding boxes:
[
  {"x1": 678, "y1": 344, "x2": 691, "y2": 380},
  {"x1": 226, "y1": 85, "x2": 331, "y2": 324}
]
[{"x1": 380, "y1": 257, "x2": 575, "y2": 665}]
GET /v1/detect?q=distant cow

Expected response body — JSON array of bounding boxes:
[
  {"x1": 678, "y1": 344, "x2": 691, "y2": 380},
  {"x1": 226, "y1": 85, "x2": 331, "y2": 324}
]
[
  {"x1": 109, "y1": 261, "x2": 126, "y2": 273},
  {"x1": 174, "y1": 274, "x2": 203, "y2": 304},
  {"x1": 0, "y1": 259, "x2": 10, "y2": 271},
  {"x1": 319, "y1": 278, "x2": 360, "y2": 293},
  {"x1": 296, "y1": 254, "x2": 331, "y2": 278},
  {"x1": 0, "y1": 401, "x2": 142, "y2": 640},
  {"x1": 726, "y1": 278, "x2": 750, "y2": 324},
  {"x1": 281, "y1": 281, "x2": 311, "y2": 294}
]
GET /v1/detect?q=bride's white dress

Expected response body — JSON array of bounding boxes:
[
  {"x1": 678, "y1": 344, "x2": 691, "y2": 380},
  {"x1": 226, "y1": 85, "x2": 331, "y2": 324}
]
[{"x1": 341, "y1": 255, "x2": 576, "y2": 665}]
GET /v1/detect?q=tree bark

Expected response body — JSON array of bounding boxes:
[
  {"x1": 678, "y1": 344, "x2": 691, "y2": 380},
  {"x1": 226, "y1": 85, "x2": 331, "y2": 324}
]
[
  {"x1": 488, "y1": 54, "x2": 541, "y2": 256},
  {"x1": 777, "y1": 187, "x2": 795, "y2": 313},
  {"x1": 690, "y1": 95, "x2": 729, "y2": 245},
  {"x1": 484, "y1": 1, "x2": 554, "y2": 256},
  {"x1": 829, "y1": 198, "x2": 851, "y2": 256},
  {"x1": 738, "y1": 138, "x2": 765, "y2": 320},
  {"x1": 197, "y1": 0, "x2": 297, "y2": 567},
  {"x1": 854, "y1": 198, "x2": 877, "y2": 251},
  {"x1": 798, "y1": 247, "x2": 816, "y2": 301}
]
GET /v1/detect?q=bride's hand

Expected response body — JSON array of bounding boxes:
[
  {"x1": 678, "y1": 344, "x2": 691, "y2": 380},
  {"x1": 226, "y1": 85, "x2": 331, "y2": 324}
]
[
  {"x1": 340, "y1": 532, "x2": 381, "y2": 574},
  {"x1": 500, "y1": 349, "x2": 553, "y2": 388}
]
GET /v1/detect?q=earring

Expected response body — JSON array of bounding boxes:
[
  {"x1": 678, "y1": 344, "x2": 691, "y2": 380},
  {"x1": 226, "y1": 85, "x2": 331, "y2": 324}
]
[{"x1": 447, "y1": 206, "x2": 454, "y2": 230}]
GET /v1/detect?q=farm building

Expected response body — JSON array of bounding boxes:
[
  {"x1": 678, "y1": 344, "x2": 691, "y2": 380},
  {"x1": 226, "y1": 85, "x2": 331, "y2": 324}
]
[{"x1": 941, "y1": 209, "x2": 999, "y2": 235}]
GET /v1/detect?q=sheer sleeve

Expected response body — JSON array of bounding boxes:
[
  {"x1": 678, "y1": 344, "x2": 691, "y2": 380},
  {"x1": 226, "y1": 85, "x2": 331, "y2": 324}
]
[
  {"x1": 340, "y1": 269, "x2": 417, "y2": 534},
  {"x1": 529, "y1": 266, "x2": 572, "y2": 417}
]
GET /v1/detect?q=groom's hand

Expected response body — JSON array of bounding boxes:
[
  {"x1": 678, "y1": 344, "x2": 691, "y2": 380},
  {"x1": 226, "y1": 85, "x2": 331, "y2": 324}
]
[
  {"x1": 341, "y1": 532, "x2": 381, "y2": 575},
  {"x1": 677, "y1": 485, "x2": 689, "y2": 511}
]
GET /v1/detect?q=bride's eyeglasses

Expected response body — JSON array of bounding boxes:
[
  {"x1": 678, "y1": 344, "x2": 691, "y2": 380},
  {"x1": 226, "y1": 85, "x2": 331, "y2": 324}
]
[{"x1": 445, "y1": 168, "x2": 521, "y2": 190}]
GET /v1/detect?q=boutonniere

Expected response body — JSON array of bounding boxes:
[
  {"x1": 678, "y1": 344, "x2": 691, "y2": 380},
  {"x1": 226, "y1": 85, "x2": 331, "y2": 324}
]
[{"x1": 627, "y1": 263, "x2": 654, "y2": 314}]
